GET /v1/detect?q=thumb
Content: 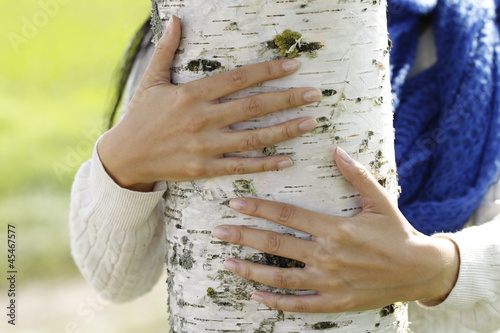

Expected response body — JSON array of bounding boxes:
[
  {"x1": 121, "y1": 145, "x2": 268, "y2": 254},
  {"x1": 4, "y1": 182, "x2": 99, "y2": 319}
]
[
  {"x1": 142, "y1": 15, "x2": 181, "y2": 87},
  {"x1": 334, "y1": 147, "x2": 393, "y2": 212}
]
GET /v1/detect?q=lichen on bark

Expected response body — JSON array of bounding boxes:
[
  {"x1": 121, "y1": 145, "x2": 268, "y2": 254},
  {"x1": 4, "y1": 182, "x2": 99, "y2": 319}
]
[
  {"x1": 245, "y1": 253, "x2": 306, "y2": 268},
  {"x1": 150, "y1": 0, "x2": 163, "y2": 43},
  {"x1": 267, "y1": 29, "x2": 323, "y2": 58},
  {"x1": 186, "y1": 59, "x2": 222, "y2": 72}
]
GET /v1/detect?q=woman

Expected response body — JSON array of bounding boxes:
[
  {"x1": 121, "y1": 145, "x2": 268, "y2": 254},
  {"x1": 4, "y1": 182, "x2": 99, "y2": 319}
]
[{"x1": 70, "y1": 0, "x2": 500, "y2": 332}]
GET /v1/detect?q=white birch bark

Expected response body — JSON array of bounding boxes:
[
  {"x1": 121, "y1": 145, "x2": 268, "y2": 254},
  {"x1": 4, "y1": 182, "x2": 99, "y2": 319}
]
[{"x1": 152, "y1": 0, "x2": 407, "y2": 331}]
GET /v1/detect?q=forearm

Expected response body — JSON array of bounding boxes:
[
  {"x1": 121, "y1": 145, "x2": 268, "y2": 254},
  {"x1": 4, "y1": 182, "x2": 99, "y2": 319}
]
[{"x1": 69, "y1": 142, "x2": 167, "y2": 302}]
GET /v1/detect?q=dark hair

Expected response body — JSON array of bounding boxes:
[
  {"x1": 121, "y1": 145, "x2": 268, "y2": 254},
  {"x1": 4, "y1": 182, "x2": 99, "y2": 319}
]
[{"x1": 107, "y1": 18, "x2": 152, "y2": 129}]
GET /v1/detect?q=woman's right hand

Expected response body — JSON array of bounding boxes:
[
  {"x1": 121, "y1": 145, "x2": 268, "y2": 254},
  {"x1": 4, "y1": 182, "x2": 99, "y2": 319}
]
[{"x1": 98, "y1": 16, "x2": 322, "y2": 192}]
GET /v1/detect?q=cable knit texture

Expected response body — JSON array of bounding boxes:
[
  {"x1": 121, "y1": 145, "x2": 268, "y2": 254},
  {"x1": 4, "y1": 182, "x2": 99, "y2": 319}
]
[
  {"x1": 388, "y1": 0, "x2": 500, "y2": 235},
  {"x1": 409, "y1": 215, "x2": 500, "y2": 333},
  {"x1": 69, "y1": 144, "x2": 167, "y2": 302}
]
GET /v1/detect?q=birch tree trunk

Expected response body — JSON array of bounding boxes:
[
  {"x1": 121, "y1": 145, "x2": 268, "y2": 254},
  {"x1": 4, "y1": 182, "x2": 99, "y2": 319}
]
[{"x1": 152, "y1": 0, "x2": 407, "y2": 331}]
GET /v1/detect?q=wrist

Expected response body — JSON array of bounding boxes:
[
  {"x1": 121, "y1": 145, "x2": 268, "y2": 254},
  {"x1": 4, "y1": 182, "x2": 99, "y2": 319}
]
[
  {"x1": 418, "y1": 235, "x2": 460, "y2": 306},
  {"x1": 97, "y1": 130, "x2": 155, "y2": 192}
]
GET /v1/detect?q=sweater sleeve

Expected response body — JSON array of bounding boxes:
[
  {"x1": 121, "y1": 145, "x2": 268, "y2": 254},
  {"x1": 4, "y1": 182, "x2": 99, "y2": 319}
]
[
  {"x1": 417, "y1": 215, "x2": 500, "y2": 332},
  {"x1": 69, "y1": 141, "x2": 167, "y2": 303}
]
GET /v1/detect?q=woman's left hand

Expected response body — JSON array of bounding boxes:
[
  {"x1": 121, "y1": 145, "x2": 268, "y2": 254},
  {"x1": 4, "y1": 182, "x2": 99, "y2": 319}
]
[{"x1": 212, "y1": 147, "x2": 459, "y2": 313}]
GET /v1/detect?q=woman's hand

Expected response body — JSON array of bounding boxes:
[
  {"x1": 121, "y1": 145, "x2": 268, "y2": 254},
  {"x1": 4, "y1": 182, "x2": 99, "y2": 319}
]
[
  {"x1": 212, "y1": 147, "x2": 460, "y2": 313},
  {"x1": 98, "y1": 16, "x2": 321, "y2": 192}
]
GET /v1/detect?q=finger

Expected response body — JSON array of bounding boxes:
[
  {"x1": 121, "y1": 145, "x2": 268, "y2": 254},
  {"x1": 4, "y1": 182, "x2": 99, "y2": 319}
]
[
  {"x1": 207, "y1": 156, "x2": 295, "y2": 177},
  {"x1": 251, "y1": 291, "x2": 335, "y2": 313},
  {"x1": 228, "y1": 198, "x2": 339, "y2": 237},
  {"x1": 222, "y1": 259, "x2": 315, "y2": 290},
  {"x1": 212, "y1": 225, "x2": 315, "y2": 263},
  {"x1": 187, "y1": 59, "x2": 302, "y2": 101},
  {"x1": 221, "y1": 117, "x2": 318, "y2": 153},
  {"x1": 334, "y1": 147, "x2": 392, "y2": 211},
  {"x1": 212, "y1": 88, "x2": 322, "y2": 126},
  {"x1": 142, "y1": 15, "x2": 181, "y2": 87}
]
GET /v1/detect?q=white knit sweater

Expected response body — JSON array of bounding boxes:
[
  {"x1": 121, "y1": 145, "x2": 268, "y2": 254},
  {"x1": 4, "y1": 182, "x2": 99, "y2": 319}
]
[{"x1": 70, "y1": 32, "x2": 500, "y2": 332}]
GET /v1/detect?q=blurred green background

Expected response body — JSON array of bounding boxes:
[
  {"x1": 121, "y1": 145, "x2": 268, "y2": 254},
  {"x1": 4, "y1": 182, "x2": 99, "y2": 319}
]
[
  {"x1": 0, "y1": 0, "x2": 147, "y2": 281},
  {"x1": 0, "y1": 1, "x2": 167, "y2": 332}
]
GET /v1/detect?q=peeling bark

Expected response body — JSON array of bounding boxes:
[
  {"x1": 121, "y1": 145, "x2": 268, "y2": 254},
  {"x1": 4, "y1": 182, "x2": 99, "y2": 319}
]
[{"x1": 152, "y1": 0, "x2": 407, "y2": 331}]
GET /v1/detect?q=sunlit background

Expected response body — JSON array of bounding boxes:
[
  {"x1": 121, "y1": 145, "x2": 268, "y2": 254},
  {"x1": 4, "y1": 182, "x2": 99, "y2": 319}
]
[{"x1": 0, "y1": 1, "x2": 168, "y2": 331}]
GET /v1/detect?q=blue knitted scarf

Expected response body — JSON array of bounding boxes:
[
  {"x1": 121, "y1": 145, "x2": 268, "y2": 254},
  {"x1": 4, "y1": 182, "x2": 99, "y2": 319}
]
[{"x1": 388, "y1": 0, "x2": 500, "y2": 234}]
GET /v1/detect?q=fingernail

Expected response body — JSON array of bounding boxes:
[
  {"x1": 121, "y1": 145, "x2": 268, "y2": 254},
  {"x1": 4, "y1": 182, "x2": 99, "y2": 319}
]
[
  {"x1": 224, "y1": 259, "x2": 239, "y2": 272},
  {"x1": 282, "y1": 59, "x2": 300, "y2": 72},
  {"x1": 299, "y1": 118, "x2": 318, "y2": 132},
  {"x1": 277, "y1": 158, "x2": 293, "y2": 169},
  {"x1": 212, "y1": 226, "x2": 229, "y2": 240},
  {"x1": 252, "y1": 292, "x2": 265, "y2": 303},
  {"x1": 230, "y1": 198, "x2": 247, "y2": 210},
  {"x1": 336, "y1": 147, "x2": 353, "y2": 164},
  {"x1": 166, "y1": 16, "x2": 174, "y2": 31},
  {"x1": 303, "y1": 89, "x2": 322, "y2": 102}
]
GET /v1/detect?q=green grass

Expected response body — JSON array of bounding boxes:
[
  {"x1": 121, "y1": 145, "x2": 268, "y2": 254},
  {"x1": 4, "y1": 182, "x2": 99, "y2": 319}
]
[
  {"x1": 0, "y1": 190, "x2": 77, "y2": 282},
  {"x1": 0, "y1": 0, "x2": 151, "y2": 281}
]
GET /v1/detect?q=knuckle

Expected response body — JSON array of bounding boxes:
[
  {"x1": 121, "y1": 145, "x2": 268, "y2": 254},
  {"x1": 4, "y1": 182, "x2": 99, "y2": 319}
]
[
  {"x1": 264, "y1": 62, "x2": 275, "y2": 79},
  {"x1": 247, "y1": 200, "x2": 259, "y2": 216},
  {"x1": 261, "y1": 160, "x2": 275, "y2": 172},
  {"x1": 273, "y1": 272, "x2": 289, "y2": 289},
  {"x1": 267, "y1": 296, "x2": 279, "y2": 309},
  {"x1": 330, "y1": 222, "x2": 356, "y2": 247},
  {"x1": 155, "y1": 43, "x2": 166, "y2": 53},
  {"x1": 245, "y1": 96, "x2": 263, "y2": 117},
  {"x1": 290, "y1": 300, "x2": 308, "y2": 313},
  {"x1": 185, "y1": 135, "x2": 214, "y2": 154},
  {"x1": 281, "y1": 123, "x2": 296, "y2": 140},
  {"x1": 264, "y1": 233, "x2": 281, "y2": 254},
  {"x1": 233, "y1": 228, "x2": 244, "y2": 244},
  {"x1": 324, "y1": 276, "x2": 343, "y2": 291},
  {"x1": 185, "y1": 160, "x2": 205, "y2": 178},
  {"x1": 186, "y1": 115, "x2": 209, "y2": 133},
  {"x1": 353, "y1": 163, "x2": 371, "y2": 181},
  {"x1": 286, "y1": 91, "x2": 298, "y2": 108},
  {"x1": 336, "y1": 221, "x2": 354, "y2": 239},
  {"x1": 276, "y1": 204, "x2": 294, "y2": 224},
  {"x1": 229, "y1": 68, "x2": 248, "y2": 89},
  {"x1": 142, "y1": 70, "x2": 163, "y2": 87},
  {"x1": 311, "y1": 243, "x2": 343, "y2": 268},
  {"x1": 312, "y1": 246, "x2": 333, "y2": 264},
  {"x1": 259, "y1": 130, "x2": 273, "y2": 145},
  {"x1": 185, "y1": 140, "x2": 204, "y2": 154},
  {"x1": 226, "y1": 161, "x2": 247, "y2": 175},
  {"x1": 239, "y1": 263, "x2": 252, "y2": 280},
  {"x1": 176, "y1": 84, "x2": 198, "y2": 102},
  {"x1": 155, "y1": 38, "x2": 170, "y2": 52},
  {"x1": 244, "y1": 134, "x2": 263, "y2": 151}
]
